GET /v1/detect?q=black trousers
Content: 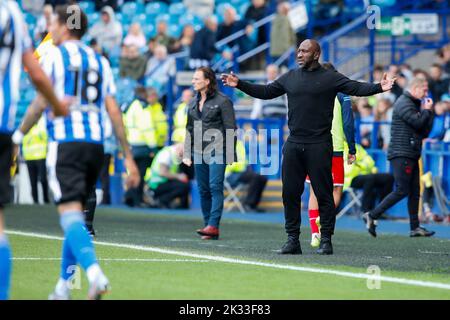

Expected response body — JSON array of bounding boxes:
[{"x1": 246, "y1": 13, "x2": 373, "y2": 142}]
[
  {"x1": 282, "y1": 140, "x2": 335, "y2": 240},
  {"x1": 124, "y1": 155, "x2": 153, "y2": 206},
  {"x1": 153, "y1": 180, "x2": 190, "y2": 208},
  {"x1": 238, "y1": 169, "x2": 268, "y2": 208},
  {"x1": 26, "y1": 159, "x2": 49, "y2": 204},
  {"x1": 350, "y1": 173, "x2": 394, "y2": 212},
  {"x1": 100, "y1": 153, "x2": 112, "y2": 204},
  {"x1": 370, "y1": 157, "x2": 420, "y2": 230}
]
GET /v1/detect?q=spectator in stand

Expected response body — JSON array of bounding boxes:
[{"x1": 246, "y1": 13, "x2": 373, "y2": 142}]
[
  {"x1": 144, "y1": 44, "x2": 176, "y2": 103},
  {"x1": 119, "y1": 45, "x2": 147, "y2": 81},
  {"x1": 123, "y1": 23, "x2": 147, "y2": 51},
  {"x1": 89, "y1": 6, "x2": 123, "y2": 53},
  {"x1": 34, "y1": 4, "x2": 53, "y2": 42},
  {"x1": 184, "y1": 0, "x2": 214, "y2": 19},
  {"x1": 387, "y1": 64, "x2": 404, "y2": 99},
  {"x1": 251, "y1": 64, "x2": 287, "y2": 119},
  {"x1": 374, "y1": 98, "x2": 393, "y2": 150},
  {"x1": 153, "y1": 21, "x2": 177, "y2": 54},
  {"x1": 437, "y1": 44, "x2": 450, "y2": 75},
  {"x1": 189, "y1": 16, "x2": 232, "y2": 70},
  {"x1": 217, "y1": 6, "x2": 255, "y2": 58},
  {"x1": 245, "y1": 0, "x2": 269, "y2": 69},
  {"x1": 270, "y1": 1, "x2": 296, "y2": 67},
  {"x1": 23, "y1": 0, "x2": 45, "y2": 15},
  {"x1": 172, "y1": 24, "x2": 196, "y2": 54},
  {"x1": 399, "y1": 63, "x2": 414, "y2": 82},
  {"x1": 95, "y1": 0, "x2": 118, "y2": 12},
  {"x1": 413, "y1": 68, "x2": 429, "y2": 80},
  {"x1": 427, "y1": 99, "x2": 449, "y2": 141},
  {"x1": 428, "y1": 63, "x2": 450, "y2": 102},
  {"x1": 356, "y1": 98, "x2": 374, "y2": 148}
]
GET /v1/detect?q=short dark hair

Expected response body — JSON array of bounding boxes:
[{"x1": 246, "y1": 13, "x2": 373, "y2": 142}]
[
  {"x1": 196, "y1": 66, "x2": 218, "y2": 96},
  {"x1": 431, "y1": 63, "x2": 442, "y2": 70},
  {"x1": 55, "y1": 5, "x2": 88, "y2": 39}
]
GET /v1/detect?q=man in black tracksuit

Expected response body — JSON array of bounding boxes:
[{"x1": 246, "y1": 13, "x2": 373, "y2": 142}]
[
  {"x1": 222, "y1": 39, "x2": 395, "y2": 254},
  {"x1": 363, "y1": 77, "x2": 435, "y2": 238}
]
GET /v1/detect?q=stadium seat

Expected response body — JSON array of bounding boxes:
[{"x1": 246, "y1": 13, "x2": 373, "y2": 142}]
[
  {"x1": 78, "y1": 1, "x2": 95, "y2": 14},
  {"x1": 371, "y1": 0, "x2": 396, "y2": 7},
  {"x1": 121, "y1": 2, "x2": 144, "y2": 21},
  {"x1": 24, "y1": 13, "x2": 36, "y2": 26},
  {"x1": 115, "y1": 78, "x2": 138, "y2": 106},
  {"x1": 155, "y1": 14, "x2": 171, "y2": 24},
  {"x1": 146, "y1": 2, "x2": 169, "y2": 16},
  {"x1": 132, "y1": 14, "x2": 148, "y2": 26},
  {"x1": 143, "y1": 24, "x2": 156, "y2": 39},
  {"x1": 336, "y1": 187, "x2": 363, "y2": 219},
  {"x1": 168, "y1": 24, "x2": 181, "y2": 38},
  {"x1": 168, "y1": 3, "x2": 185, "y2": 16},
  {"x1": 239, "y1": 3, "x2": 251, "y2": 16},
  {"x1": 178, "y1": 13, "x2": 202, "y2": 27},
  {"x1": 88, "y1": 12, "x2": 100, "y2": 27},
  {"x1": 224, "y1": 180, "x2": 248, "y2": 213}
]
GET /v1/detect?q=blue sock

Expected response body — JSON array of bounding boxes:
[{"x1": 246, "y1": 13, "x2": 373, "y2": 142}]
[
  {"x1": 60, "y1": 211, "x2": 97, "y2": 271},
  {"x1": 0, "y1": 235, "x2": 11, "y2": 300},
  {"x1": 60, "y1": 239, "x2": 77, "y2": 281}
]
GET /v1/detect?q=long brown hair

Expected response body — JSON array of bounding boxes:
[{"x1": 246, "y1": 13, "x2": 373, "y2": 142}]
[{"x1": 197, "y1": 66, "x2": 218, "y2": 97}]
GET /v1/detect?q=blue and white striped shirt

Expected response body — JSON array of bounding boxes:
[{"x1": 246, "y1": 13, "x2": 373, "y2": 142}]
[
  {"x1": 41, "y1": 40, "x2": 116, "y2": 144},
  {"x1": 0, "y1": 0, "x2": 32, "y2": 134}
]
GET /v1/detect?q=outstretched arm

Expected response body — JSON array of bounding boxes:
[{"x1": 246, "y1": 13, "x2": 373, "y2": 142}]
[
  {"x1": 221, "y1": 72, "x2": 286, "y2": 100},
  {"x1": 335, "y1": 72, "x2": 395, "y2": 97}
]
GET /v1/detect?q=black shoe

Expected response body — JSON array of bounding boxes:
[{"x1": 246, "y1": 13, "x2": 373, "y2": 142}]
[
  {"x1": 316, "y1": 240, "x2": 333, "y2": 255},
  {"x1": 87, "y1": 227, "x2": 96, "y2": 238},
  {"x1": 410, "y1": 226, "x2": 435, "y2": 237},
  {"x1": 279, "y1": 240, "x2": 302, "y2": 254},
  {"x1": 363, "y1": 212, "x2": 377, "y2": 237}
]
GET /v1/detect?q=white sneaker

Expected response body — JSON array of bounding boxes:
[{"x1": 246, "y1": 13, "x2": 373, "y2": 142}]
[
  {"x1": 87, "y1": 272, "x2": 111, "y2": 300},
  {"x1": 311, "y1": 233, "x2": 321, "y2": 248},
  {"x1": 48, "y1": 279, "x2": 71, "y2": 300}
]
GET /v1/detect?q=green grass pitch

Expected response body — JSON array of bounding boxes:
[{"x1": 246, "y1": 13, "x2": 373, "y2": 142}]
[{"x1": 4, "y1": 205, "x2": 450, "y2": 300}]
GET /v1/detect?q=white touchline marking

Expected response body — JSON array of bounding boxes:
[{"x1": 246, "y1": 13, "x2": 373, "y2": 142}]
[
  {"x1": 12, "y1": 257, "x2": 211, "y2": 263},
  {"x1": 7, "y1": 230, "x2": 450, "y2": 291}
]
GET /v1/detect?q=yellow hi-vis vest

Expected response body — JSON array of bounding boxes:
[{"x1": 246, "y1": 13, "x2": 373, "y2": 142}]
[
  {"x1": 123, "y1": 99, "x2": 157, "y2": 148},
  {"x1": 145, "y1": 146, "x2": 179, "y2": 190},
  {"x1": 149, "y1": 102, "x2": 168, "y2": 148},
  {"x1": 171, "y1": 102, "x2": 188, "y2": 143},
  {"x1": 22, "y1": 116, "x2": 47, "y2": 161},
  {"x1": 343, "y1": 142, "x2": 377, "y2": 190},
  {"x1": 225, "y1": 140, "x2": 246, "y2": 176}
]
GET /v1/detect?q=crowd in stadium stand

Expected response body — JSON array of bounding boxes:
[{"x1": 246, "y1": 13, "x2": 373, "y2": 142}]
[{"x1": 14, "y1": 0, "x2": 450, "y2": 220}]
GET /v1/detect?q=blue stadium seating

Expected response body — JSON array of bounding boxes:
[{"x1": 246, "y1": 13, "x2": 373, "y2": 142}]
[
  {"x1": 143, "y1": 24, "x2": 156, "y2": 39},
  {"x1": 87, "y1": 12, "x2": 100, "y2": 27},
  {"x1": 168, "y1": 3, "x2": 185, "y2": 16},
  {"x1": 168, "y1": 24, "x2": 181, "y2": 38},
  {"x1": 78, "y1": 1, "x2": 95, "y2": 14},
  {"x1": 146, "y1": 2, "x2": 169, "y2": 16}
]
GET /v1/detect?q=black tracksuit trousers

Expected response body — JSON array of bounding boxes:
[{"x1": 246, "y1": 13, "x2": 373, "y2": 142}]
[
  {"x1": 369, "y1": 157, "x2": 420, "y2": 230},
  {"x1": 282, "y1": 140, "x2": 335, "y2": 241}
]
